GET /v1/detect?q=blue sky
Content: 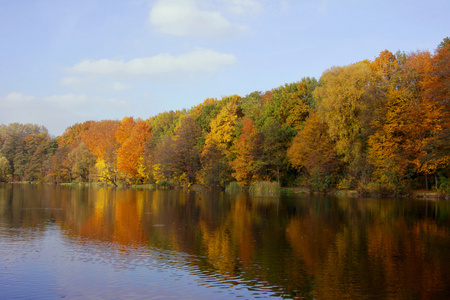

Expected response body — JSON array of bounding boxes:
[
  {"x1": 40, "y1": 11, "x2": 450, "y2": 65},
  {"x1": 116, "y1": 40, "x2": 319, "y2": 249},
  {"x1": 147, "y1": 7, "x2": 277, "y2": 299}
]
[{"x1": 1, "y1": 0, "x2": 448, "y2": 136}]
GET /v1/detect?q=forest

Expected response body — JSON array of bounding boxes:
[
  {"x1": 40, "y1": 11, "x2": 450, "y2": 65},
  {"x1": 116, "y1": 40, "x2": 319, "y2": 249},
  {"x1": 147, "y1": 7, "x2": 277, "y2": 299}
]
[{"x1": 0, "y1": 38, "x2": 449, "y2": 195}]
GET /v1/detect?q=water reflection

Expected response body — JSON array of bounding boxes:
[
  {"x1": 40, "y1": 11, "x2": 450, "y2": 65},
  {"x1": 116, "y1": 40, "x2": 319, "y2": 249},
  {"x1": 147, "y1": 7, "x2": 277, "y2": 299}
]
[{"x1": 1, "y1": 183, "x2": 450, "y2": 299}]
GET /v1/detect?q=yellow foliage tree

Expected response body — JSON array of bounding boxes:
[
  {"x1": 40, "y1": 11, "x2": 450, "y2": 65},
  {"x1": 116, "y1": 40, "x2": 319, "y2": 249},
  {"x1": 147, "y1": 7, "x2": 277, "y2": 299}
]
[
  {"x1": 314, "y1": 60, "x2": 377, "y2": 186},
  {"x1": 206, "y1": 101, "x2": 240, "y2": 157}
]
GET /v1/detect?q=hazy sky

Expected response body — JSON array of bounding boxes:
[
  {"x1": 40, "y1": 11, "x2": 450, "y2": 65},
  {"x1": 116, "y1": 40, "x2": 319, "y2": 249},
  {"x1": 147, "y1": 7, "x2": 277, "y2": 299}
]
[{"x1": 1, "y1": 0, "x2": 448, "y2": 136}]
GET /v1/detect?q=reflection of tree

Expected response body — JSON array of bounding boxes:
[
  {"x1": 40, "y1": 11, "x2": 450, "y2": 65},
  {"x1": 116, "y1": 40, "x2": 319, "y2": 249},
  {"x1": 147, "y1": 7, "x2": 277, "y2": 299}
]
[
  {"x1": 365, "y1": 217, "x2": 450, "y2": 300},
  {"x1": 3, "y1": 185, "x2": 450, "y2": 299},
  {"x1": 284, "y1": 198, "x2": 450, "y2": 300},
  {"x1": 286, "y1": 214, "x2": 336, "y2": 274},
  {"x1": 199, "y1": 219, "x2": 236, "y2": 275}
]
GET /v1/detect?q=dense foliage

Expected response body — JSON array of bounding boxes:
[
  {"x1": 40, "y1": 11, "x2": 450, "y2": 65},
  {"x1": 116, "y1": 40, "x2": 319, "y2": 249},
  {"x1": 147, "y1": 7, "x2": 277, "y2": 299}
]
[{"x1": 1, "y1": 39, "x2": 449, "y2": 194}]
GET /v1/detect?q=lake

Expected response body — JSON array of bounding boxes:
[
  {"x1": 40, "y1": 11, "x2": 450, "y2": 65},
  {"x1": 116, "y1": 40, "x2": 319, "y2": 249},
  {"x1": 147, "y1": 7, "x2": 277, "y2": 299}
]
[{"x1": 1, "y1": 183, "x2": 450, "y2": 299}]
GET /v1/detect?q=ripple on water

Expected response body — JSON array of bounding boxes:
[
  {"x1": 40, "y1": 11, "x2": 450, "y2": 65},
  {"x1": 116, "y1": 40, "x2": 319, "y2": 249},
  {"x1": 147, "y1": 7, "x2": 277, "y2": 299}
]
[{"x1": 1, "y1": 226, "x2": 283, "y2": 299}]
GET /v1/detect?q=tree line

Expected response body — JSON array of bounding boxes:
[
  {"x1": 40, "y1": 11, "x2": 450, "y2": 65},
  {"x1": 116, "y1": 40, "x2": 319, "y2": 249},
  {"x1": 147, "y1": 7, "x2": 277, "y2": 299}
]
[{"x1": 1, "y1": 38, "x2": 449, "y2": 194}]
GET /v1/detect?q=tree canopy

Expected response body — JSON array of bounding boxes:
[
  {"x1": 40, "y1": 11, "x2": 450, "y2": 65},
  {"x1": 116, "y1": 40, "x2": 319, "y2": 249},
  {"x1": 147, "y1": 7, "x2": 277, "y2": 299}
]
[{"x1": 1, "y1": 37, "x2": 449, "y2": 194}]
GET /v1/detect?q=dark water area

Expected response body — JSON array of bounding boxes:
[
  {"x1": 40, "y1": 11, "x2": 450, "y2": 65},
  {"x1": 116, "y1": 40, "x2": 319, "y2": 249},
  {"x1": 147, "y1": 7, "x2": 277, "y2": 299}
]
[{"x1": 1, "y1": 184, "x2": 450, "y2": 299}]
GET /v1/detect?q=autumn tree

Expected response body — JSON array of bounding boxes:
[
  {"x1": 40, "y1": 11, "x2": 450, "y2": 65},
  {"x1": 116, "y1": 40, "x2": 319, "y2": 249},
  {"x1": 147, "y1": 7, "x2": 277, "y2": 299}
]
[
  {"x1": 230, "y1": 117, "x2": 265, "y2": 186},
  {"x1": 287, "y1": 113, "x2": 341, "y2": 190},
  {"x1": 172, "y1": 116, "x2": 201, "y2": 185},
  {"x1": 0, "y1": 156, "x2": 11, "y2": 182},
  {"x1": 262, "y1": 78, "x2": 317, "y2": 132},
  {"x1": 81, "y1": 120, "x2": 120, "y2": 186},
  {"x1": 199, "y1": 139, "x2": 233, "y2": 189},
  {"x1": 148, "y1": 110, "x2": 186, "y2": 143},
  {"x1": 68, "y1": 143, "x2": 96, "y2": 182},
  {"x1": 117, "y1": 119, "x2": 152, "y2": 184},
  {"x1": 371, "y1": 49, "x2": 399, "y2": 84},
  {"x1": 368, "y1": 50, "x2": 445, "y2": 191},
  {"x1": 422, "y1": 37, "x2": 450, "y2": 181},
  {"x1": 57, "y1": 121, "x2": 94, "y2": 148},
  {"x1": 152, "y1": 116, "x2": 201, "y2": 186},
  {"x1": 195, "y1": 97, "x2": 243, "y2": 188},
  {"x1": 115, "y1": 116, "x2": 136, "y2": 145},
  {"x1": 153, "y1": 135, "x2": 177, "y2": 185},
  {"x1": 47, "y1": 121, "x2": 93, "y2": 183},
  {"x1": 189, "y1": 98, "x2": 221, "y2": 146},
  {"x1": 205, "y1": 100, "x2": 241, "y2": 159},
  {"x1": 314, "y1": 61, "x2": 377, "y2": 186},
  {"x1": 140, "y1": 136, "x2": 158, "y2": 184},
  {"x1": 50, "y1": 145, "x2": 72, "y2": 183}
]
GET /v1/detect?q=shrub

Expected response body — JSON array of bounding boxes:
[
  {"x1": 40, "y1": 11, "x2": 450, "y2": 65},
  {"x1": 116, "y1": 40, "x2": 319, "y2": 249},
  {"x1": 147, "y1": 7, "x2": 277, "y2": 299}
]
[
  {"x1": 437, "y1": 174, "x2": 450, "y2": 195},
  {"x1": 249, "y1": 181, "x2": 280, "y2": 196},
  {"x1": 225, "y1": 181, "x2": 245, "y2": 194}
]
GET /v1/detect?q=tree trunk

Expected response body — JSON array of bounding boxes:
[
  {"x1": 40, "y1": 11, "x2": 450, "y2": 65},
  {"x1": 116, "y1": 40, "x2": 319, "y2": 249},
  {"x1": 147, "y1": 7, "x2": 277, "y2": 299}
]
[{"x1": 425, "y1": 174, "x2": 428, "y2": 190}]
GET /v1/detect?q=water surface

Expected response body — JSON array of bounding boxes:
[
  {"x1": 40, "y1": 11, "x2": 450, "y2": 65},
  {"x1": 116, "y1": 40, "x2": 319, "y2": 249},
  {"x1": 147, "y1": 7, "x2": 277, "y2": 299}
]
[{"x1": 1, "y1": 184, "x2": 450, "y2": 299}]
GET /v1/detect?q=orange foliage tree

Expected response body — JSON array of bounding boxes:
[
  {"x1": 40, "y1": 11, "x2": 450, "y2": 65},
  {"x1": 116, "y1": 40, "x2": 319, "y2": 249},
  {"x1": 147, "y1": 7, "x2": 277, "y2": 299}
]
[
  {"x1": 117, "y1": 119, "x2": 152, "y2": 184},
  {"x1": 81, "y1": 120, "x2": 120, "y2": 185},
  {"x1": 230, "y1": 117, "x2": 265, "y2": 186},
  {"x1": 368, "y1": 50, "x2": 445, "y2": 191},
  {"x1": 287, "y1": 113, "x2": 341, "y2": 190},
  {"x1": 421, "y1": 38, "x2": 450, "y2": 184}
]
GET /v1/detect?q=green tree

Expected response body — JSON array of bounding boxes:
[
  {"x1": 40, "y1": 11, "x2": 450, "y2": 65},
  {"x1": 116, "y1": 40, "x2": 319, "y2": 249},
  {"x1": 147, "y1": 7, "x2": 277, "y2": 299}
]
[
  {"x1": 149, "y1": 110, "x2": 186, "y2": 143},
  {"x1": 262, "y1": 78, "x2": 317, "y2": 132},
  {"x1": 239, "y1": 91, "x2": 265, "y2": 125},
  {"x1": 24, "y1": 142, "x2": 47, "y2": 182},
  {"x1": 68, "y1": 143, "x2": 96, "y2": 182},
  {"x1": 260, "y1": 119, "x2": 293, "y2": 185},
  {"x1": 0, "y1": 123, "x2": 47, "y2": 180}
]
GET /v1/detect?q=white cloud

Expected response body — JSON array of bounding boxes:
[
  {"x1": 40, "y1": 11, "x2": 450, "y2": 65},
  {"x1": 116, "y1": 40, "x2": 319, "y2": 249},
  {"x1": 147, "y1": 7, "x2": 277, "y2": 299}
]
[
  {"x1": 226, "y1": 0, "x2": 262, "y2": 14},
  {"x1": 0, "y1": 92, "x2": 132, "y2": 136},
  {"x1": 69, "y1": 48, "x2": 236, "y2": 76},
  {"x1": 4, "y1": 92, "x2": 35, "y2": 103},
  {"x1": 149, "y1": 0, "x2": 235, "y2": 38},
  {"x1": 112, "y1": 82, "x2": 131, "y2": 91},
  {"x1": 60, "y1": 76, "x2": 87, "y2": 88},
  {"x1": 61, "y1": 76, "x2": 132, "y2": 92}
]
